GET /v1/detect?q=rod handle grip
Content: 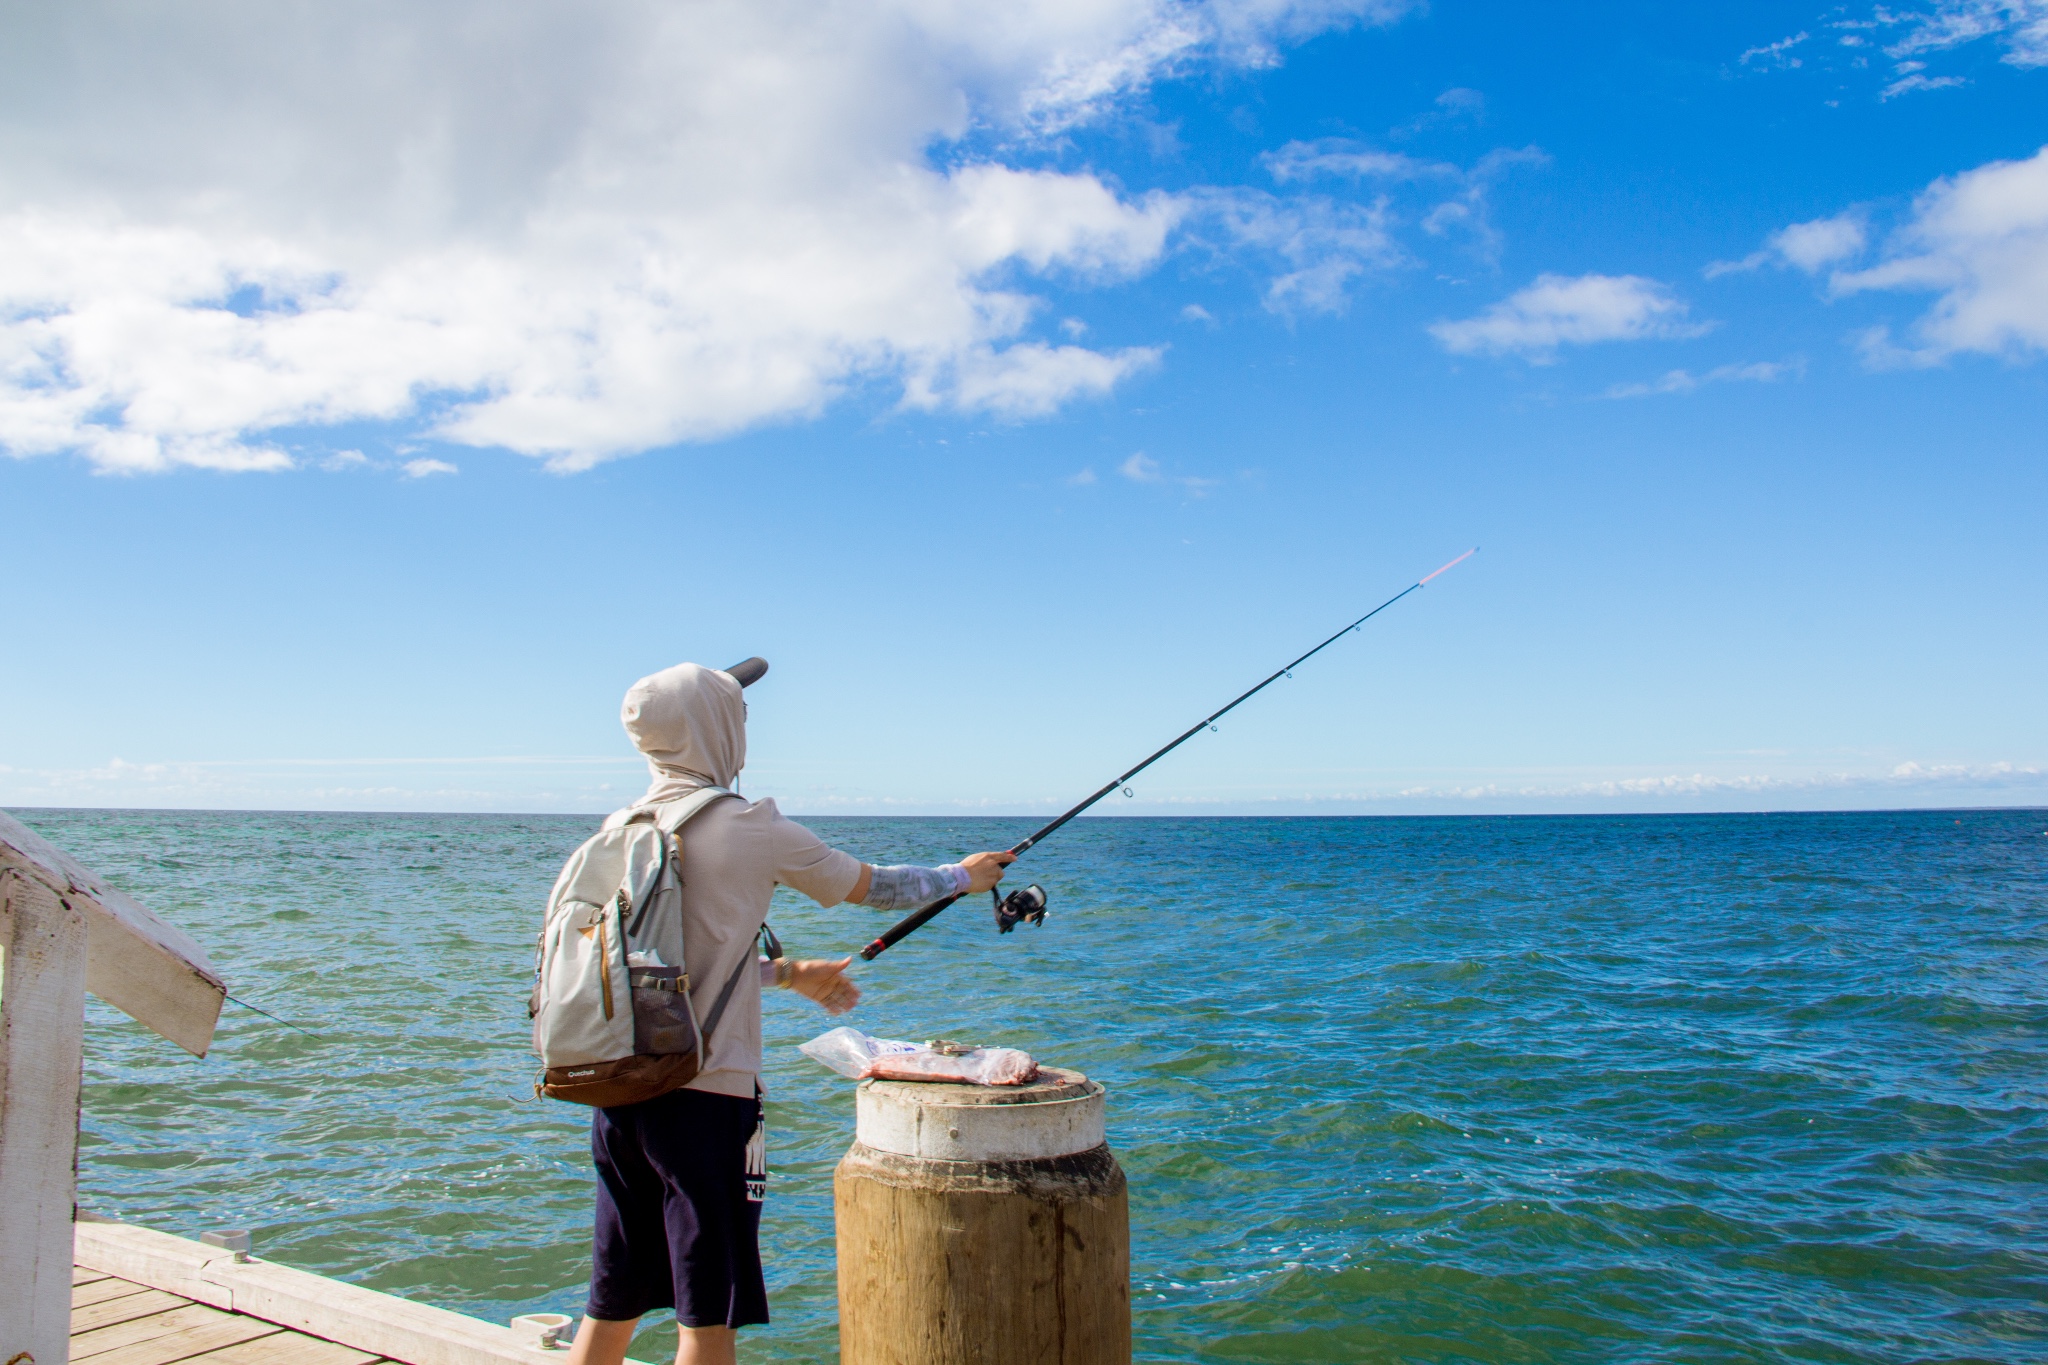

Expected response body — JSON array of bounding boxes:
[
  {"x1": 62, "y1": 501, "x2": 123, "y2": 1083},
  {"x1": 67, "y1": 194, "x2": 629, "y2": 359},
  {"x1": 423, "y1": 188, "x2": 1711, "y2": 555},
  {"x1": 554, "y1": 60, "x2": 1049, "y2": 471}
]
[{"x1": 859, "y1": 892, "x2": 965, "y2": 960}]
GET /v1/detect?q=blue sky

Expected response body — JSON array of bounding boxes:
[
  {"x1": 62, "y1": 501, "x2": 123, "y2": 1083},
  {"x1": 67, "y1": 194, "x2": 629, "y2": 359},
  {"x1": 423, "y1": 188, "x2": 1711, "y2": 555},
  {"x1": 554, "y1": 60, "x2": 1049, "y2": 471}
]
[{"x1": 3, "y1": 0, "x2": 2044, "y2": 815}]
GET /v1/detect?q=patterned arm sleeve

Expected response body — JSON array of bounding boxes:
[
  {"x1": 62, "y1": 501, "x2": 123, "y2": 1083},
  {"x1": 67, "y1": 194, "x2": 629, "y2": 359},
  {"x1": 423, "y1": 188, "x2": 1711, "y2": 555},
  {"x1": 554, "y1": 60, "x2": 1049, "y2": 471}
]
[{"x1": 853, "y1": 863, "x2": 973, "y2": 911}]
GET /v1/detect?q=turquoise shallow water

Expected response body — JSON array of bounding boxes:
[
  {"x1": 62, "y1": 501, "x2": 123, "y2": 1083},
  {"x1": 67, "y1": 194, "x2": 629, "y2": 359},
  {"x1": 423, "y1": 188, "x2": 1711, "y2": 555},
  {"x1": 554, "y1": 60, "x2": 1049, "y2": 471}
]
[{"x1": 16, "y1": 807, "x2": 2047, "y2": 1363}]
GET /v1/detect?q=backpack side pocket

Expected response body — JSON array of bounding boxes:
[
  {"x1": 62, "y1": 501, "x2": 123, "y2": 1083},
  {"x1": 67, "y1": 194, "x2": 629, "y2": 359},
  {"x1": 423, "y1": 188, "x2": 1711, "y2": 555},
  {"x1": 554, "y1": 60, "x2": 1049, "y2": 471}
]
[{"x1": 533, "y1": 899, "x2": 636, "y2": 1068}]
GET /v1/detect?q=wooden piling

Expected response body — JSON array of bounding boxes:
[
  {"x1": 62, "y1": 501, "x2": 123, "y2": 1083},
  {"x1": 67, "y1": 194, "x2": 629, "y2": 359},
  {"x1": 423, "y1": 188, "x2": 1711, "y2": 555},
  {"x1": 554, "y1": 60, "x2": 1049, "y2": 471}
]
[{"x1": 834, "y1": 1067, "x2": 1131, "y2": 1365}]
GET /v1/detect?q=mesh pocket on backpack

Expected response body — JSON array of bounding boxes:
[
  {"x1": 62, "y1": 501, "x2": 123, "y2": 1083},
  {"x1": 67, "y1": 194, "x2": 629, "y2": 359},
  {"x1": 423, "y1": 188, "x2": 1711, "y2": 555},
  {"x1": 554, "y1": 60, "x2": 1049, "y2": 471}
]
[{"x1": 629, "y1": 968, "x2": 701, "y2": 1057}]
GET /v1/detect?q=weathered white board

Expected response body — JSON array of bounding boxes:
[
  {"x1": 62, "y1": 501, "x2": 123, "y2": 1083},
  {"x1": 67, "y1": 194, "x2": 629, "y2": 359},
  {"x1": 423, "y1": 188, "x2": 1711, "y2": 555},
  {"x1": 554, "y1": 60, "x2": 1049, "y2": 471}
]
[
  {"x1": 0, "y1": 873, "x2": 88, "y2": 1365},
  {"x1": 1, "y1": 811, "x2": 229, "y2": 1364},
  {"x1": 0, "y1": 810, "x2": 225, "y2": 1056}
]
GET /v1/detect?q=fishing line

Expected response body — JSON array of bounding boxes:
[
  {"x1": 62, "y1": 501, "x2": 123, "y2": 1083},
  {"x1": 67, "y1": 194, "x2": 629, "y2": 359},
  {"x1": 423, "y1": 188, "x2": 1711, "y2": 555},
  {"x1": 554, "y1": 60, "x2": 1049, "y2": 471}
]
[
  {"x1": 859, "y1": 548, "x2": 1479, "y2": 960},
  {"x1": 225, "y1": 992, "x2": 323, "y2": 1040}
]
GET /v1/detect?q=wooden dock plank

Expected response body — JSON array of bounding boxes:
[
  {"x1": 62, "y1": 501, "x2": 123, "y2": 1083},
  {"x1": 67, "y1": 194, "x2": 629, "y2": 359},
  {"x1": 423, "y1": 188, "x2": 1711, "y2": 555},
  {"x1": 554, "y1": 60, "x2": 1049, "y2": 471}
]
[
  {"x1": 70, "y1": 1273, "x2": 402, "y2": 1365},
  {"x1": 75, "y1": 1275, "x2": 156, "y2": 1309},
  {"x1": 70, "y1": 1287, "x2": 192, "y2": 1333},
  {"x1": 77, "y1": 1265, "x2": 113, "y2": 1286},
  {"x1": 74, "y1": 1313, "x2": 281, "y2": 1365},
  {"x1": 181, "y1": 1332, "x2": 390, "y2": 1365},
  {"x1": 72, "y1": 1302, "x2": 227, "y2": 1359}
]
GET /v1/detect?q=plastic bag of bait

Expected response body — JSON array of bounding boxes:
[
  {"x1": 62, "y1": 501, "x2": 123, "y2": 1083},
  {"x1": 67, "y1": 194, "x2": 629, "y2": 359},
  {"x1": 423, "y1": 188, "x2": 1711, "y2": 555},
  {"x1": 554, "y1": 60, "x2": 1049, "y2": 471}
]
[{"x1": 799, "y1": 1027, "x2": 1040, "y2": 1086}]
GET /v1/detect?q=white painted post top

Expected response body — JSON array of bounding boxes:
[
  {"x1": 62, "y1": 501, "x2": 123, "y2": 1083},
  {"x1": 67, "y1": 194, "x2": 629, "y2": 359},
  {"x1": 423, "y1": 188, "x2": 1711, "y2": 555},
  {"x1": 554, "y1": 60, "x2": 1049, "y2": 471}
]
[
  {"x1": 0, "y1": 810, "x2": 225, "y2": 1057},
  {"x1": 855, "y1": 1066, "x2": 1106, "y2": 1162}
]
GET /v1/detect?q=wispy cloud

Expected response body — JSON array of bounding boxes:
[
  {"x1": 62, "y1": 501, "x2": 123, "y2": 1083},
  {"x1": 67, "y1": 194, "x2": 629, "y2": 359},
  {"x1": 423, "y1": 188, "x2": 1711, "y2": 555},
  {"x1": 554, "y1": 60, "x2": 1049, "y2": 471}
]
[
  {"x1": 1261, "y1": 137, "x2": 1545, "y2": 264},
  {"x1": 1873, "y1": 0, "x2": 2048, "y2": 68},
  {"x1": 1882, "y1": 62, "x2": 1969, "y2": 97},
  {"x1": 1740, "y1": 31, "x2": 1810, "y2": 67},
  {"x1": 1750, "y1": 2, "x2": 2048, "y2": 98},
  {"x1": 1395, "y1": 760, "x2": 2045, "y2": 802},
  {"x1": 9, "y1": 753, "x2": 2040, "y2": 815},
  {"x1": 1185, "y1": 188, "x2": 1402, "y2": 314},
  {"x1": 1431, "y1": 273, "x2": 1709, "y2": 361},
  {"x1": 0, "y1": 754, "x2": 650, "y2": 813},
  {"x1": 1603, "y1": 359, "x2": 1803, "y2": 398},
  {"x1": 310, "y1": 447, "x2": 459, "y2": 477},
  {"x1": 1119, "y1": 450, "x2": 1219, "y2": 494},
  {"x1": 1388, "y1": 86, "x2": 1486, "y2": 138}
]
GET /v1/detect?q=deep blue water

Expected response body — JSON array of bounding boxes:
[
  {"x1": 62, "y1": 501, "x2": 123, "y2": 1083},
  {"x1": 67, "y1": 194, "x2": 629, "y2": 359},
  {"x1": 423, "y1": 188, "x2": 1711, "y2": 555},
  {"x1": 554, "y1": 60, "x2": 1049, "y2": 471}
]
[{"x1": 17, "y1": 807, "x2": 2047, "y2": 1363}]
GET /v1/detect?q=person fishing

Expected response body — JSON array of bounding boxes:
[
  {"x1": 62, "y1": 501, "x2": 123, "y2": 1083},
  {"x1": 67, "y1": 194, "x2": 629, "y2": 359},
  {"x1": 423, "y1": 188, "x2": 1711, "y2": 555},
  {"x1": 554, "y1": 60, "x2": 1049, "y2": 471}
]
[{"x1": 560, "y1": 658, "x2": 1014, "y2": 1365}]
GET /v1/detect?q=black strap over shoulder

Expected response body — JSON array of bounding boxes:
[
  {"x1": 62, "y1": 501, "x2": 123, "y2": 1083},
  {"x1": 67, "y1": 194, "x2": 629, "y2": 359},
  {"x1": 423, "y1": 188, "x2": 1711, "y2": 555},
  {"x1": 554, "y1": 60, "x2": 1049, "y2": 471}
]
[{"x1": 699, "y1": 923, "x2": 773, "y2": 1041}]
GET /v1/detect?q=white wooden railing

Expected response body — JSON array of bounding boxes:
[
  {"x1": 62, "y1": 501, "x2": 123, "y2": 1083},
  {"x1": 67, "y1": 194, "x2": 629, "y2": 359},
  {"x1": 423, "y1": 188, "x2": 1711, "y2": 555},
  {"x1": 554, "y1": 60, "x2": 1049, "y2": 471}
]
[{"x1": 0, "y1": 811, "x2": 225, "y2": 1365}]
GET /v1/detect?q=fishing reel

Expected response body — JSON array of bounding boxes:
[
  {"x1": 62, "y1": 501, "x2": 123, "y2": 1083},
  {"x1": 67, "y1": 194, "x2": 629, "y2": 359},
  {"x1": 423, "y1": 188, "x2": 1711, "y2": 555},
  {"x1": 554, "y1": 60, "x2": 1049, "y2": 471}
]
[{"x1": 993, "y1": 883, "x2": 1048, "y2": 934}]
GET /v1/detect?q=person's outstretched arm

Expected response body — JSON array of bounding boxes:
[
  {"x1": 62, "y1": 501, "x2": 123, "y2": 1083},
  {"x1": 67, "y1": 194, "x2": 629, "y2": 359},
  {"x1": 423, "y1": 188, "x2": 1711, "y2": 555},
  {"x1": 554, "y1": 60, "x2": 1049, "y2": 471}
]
[{"x1": 845, "y1": 850, "x2": 1015, "y2": 908}]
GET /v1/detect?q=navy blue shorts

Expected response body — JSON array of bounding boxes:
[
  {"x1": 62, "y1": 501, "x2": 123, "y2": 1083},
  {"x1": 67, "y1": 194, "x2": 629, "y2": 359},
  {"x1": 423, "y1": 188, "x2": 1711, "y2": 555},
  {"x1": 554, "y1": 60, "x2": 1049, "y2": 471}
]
[{"x1": 586, "y1": 1087, "x2": 767, "y2": 1329}]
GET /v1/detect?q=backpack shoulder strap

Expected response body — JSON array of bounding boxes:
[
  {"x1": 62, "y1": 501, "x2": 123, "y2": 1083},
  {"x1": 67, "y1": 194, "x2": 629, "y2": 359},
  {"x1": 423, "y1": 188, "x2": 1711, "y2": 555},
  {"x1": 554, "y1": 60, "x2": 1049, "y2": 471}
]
[
  {"x1": 697, "y1": 927, "x2": 764, "y2": 1043},
  {"x1": 652, "y1": 786, "x2": 738, "y2": 834},
  {"x1": 598, "y1": 786, "x2": 737, "y2": 834}
]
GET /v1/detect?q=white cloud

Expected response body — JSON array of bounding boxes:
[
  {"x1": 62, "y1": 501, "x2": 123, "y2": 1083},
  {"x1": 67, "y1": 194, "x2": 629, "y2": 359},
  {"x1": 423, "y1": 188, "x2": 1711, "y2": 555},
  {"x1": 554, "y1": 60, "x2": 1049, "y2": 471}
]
[
  {"x1": 0, "y1": 0, "x2": 1409, "y2": 475},
  {"x1": 400, "y1": 457, "x2": 458, "y2": 478},
  {"x1": 936, "y1": 341, "x2": 1163, "y2": 418},
  {"x1": 1603, "y1": 359, "x2": 1801, "y2": 398},
  {"x1": 1774, "y1": 213, "x2": 1871, "y2": 270},
  {"x1": 1831, "y1": 144, "x2": 2048, "y2": 364},
  {"x1": 1179, "y1": 303, "x2": 1215, "y2": 322},
  {"x1": 1707, "y1": 212, "x2": 1867, "y2": 277},
  {"x1": 1430, "y1": 273, "x2": 1708, "y2": 361}
]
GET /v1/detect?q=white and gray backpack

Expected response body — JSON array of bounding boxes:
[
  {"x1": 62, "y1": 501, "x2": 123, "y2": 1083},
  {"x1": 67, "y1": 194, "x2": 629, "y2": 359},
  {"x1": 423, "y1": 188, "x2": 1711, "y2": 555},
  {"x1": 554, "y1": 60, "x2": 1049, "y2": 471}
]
[{"x1": 528, "y1": 788, "x2": 776, "y2": 1107}]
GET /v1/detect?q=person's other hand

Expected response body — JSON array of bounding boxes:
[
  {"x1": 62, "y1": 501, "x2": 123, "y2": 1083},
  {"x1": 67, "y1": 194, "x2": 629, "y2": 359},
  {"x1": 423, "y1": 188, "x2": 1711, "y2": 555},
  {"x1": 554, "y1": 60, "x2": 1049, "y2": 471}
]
[
  {"x1": 790, "y1": 957, "x2": 860, "y2": 1014},
  {"x1": 960, "y1": 851, "x2": 1016, "y2": 894}
]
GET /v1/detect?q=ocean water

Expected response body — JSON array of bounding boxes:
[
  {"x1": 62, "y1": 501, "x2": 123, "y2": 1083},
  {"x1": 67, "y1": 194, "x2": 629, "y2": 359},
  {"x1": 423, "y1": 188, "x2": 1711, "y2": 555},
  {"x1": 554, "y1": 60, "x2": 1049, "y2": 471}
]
[{"x1": 17, "y1": 807, "x2": 2047, "y2": 1364}]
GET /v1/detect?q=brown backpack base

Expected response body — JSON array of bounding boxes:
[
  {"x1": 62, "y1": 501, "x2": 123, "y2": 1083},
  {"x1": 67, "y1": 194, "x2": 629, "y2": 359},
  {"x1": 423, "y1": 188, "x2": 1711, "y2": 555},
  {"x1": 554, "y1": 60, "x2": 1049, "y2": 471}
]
[{"x1": 540, "y1": 1052, "x2": 704, "y2": 1109}]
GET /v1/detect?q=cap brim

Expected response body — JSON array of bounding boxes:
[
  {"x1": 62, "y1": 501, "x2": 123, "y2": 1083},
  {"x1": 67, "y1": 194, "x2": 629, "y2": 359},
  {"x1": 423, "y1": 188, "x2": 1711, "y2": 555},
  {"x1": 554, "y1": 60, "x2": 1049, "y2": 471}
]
[{"x1": 723, "y1": 657, "x2": 769, "y2": 688}]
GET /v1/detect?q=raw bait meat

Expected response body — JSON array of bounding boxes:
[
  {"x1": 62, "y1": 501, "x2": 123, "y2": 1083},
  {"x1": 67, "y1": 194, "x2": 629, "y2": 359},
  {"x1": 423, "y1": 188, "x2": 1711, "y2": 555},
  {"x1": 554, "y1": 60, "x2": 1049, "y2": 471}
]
[{"x1": 800, "y1": 1026, "x2": 1040, "y2": 1086}]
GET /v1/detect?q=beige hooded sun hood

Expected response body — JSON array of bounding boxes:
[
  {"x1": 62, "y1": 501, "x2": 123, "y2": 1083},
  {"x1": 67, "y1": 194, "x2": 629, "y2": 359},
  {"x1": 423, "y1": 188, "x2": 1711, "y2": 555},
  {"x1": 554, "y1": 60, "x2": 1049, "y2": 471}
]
[{"x1": 622, "y1": 663, "x2": 747, "y2": 806}]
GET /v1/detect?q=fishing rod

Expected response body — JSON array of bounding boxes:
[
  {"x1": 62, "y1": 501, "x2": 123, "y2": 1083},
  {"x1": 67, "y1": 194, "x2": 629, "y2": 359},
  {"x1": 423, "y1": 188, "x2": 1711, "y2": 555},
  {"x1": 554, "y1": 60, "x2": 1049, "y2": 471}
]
[{"x1": 858, "y1": 547, "x2": 1478, "y2": 961}]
